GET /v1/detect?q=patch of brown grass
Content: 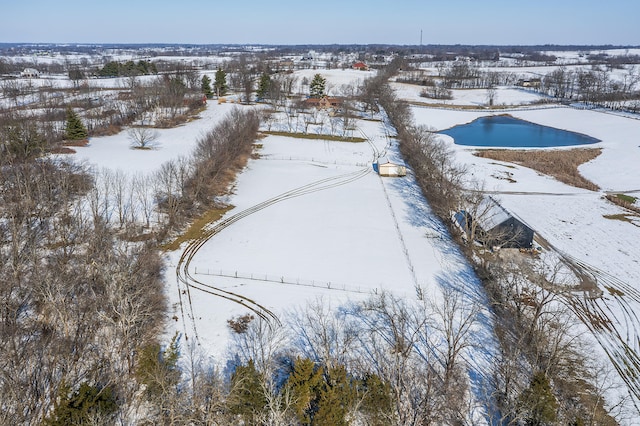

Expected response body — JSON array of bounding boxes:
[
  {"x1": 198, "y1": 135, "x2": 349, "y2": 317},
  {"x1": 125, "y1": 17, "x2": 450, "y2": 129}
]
[
  {"x1": 605, "y1": 194, "x2": 640, "y2": 213},
  {"x1": 63, "y1": 139, "x2": 90, "y2": 147},
  {"x1": 603, "y1": 214, "x2": 640, "y2": 227},
  {"x1": 264, "y1": 131, "x2": 366, "y2": 143},
  {"x1": 49, "y1": 146, "x2": 76, "y2": 154},
  {"x1": 91, "y1": 124, "x2": 123, "y2": 136},
  {"x1": 163, "y1": 205, "x2": 234, "y2": 251},
  {"x1": 474, "y1": 148, "x2": 602, "y2": 191}
]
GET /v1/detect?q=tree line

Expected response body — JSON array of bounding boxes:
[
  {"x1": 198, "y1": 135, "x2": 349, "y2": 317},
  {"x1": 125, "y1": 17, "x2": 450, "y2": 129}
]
[
  {"x1": 358, "y1": 57, "x2": 626, "y2": 424},
  {"x1": 1, "y1": 51, "x2": 632, "y2": 424},
  {"x1": 0, "y1": 105, "x2": 263, "y2": 424}
]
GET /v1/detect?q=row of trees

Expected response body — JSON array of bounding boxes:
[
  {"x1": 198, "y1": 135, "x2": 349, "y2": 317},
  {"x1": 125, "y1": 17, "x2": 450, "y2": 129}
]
[
  {"x1": 0, "y1": 101, "x2": 265, "y2": 423},
  {"x1": 360, "y1": 58, "x2": 626, "y2": 424},
  {"x1": 0, "y1": 107, "x2": 86, "y2": 163},
  {"x1": 97, "y1": 60, "x2": 157, "y2": 77},
  {"x1": 112, "y1": 289, "x2": 485, "y2": 425},
  {"x1": 0, "y1": 159, "x2": 166, "y2": 424},
  {"x1": 538, "y1": 65, "x2": 640, "y2": 109}
]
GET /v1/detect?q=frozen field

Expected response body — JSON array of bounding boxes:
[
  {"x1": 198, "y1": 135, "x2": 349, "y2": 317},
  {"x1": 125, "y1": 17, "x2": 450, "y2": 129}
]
[
  {"x1": 60, "y1": 66, "x2": 640, "y2": 418},
  {"x1": 166, "y1": 115, "x2": 494, "y2": 371}
]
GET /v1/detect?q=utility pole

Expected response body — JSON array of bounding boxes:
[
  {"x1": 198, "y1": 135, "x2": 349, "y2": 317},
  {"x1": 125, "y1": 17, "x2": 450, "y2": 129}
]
[{"x1": 420, "y1": 29, "x2": 423, "y2": 46}]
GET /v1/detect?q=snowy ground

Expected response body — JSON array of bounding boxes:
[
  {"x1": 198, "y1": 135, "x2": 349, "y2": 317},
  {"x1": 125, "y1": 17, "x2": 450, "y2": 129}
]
[
  {"x1": 409, "y1": 104, "x2": 640, "y2": 286},
  {"x1": 69, "y1": 101, "x2": 238, "y2": 175},
  {"x1": 392, "y1": 82, "x2": 546, "y2": 107},
  {"x1": 166, "y1": 112, "x2": 495, "y2": 371},
  {"x1": 55, "y1": 64, "x2": 640, "y2": 419},
  {"x1": 400, "y1": 83, "x2": 640, "y2": 417}
]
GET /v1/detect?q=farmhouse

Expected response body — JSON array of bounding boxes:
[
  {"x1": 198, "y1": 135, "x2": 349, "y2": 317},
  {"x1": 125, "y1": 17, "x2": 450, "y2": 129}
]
[
  {"x1": 21, "y1": 68, "x2": 40, "y2": 78},
  {"x1": 517, "y1": 78, "x2": 542, "y2": 88},
  {"x1": 352, "y1": 61, "x2": 369, "y2": 71},
  {"x1": 375, "y1": 158, "x2": 407, "y2": 177},
  {"x1": 303, "y1": 96, "x2": 342, "y2": 110},
  {"x1": 455, "y1": 196, "x2": 534, "y2": 249}
]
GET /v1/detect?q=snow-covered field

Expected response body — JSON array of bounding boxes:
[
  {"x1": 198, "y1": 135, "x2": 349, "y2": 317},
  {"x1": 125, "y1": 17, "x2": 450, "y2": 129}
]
[
  {"x1": 52, "y1": 63, "x2": 640, "y2": 419},
  {"x1": 392, "y1": 81, "x2": 546, "y2": 106},
  {"x1": 409, "y1": 103, "x2": 640, "y2": 285},
  {"x1": 165, "y1": 105, "x2": 500, "y2": 422},
  {"x1": 400, "y1": 83, "x2": 640, "y2": 416},
  {"x1": 70, "y1": 101, "x2": 238, "y2": 174}
]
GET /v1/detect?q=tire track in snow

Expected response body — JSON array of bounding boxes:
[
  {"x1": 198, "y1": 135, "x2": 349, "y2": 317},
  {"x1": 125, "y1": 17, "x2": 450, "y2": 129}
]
[
  {"x1": 175, "y1": 165, "x2": 373, "y2": 342},
  {"x1": 557, "y1": 253, "x2": 640, "y2": 409}
]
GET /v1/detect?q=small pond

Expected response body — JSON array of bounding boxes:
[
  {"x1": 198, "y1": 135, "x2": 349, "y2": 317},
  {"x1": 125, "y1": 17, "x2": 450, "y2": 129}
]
[{"x1": 440, "y1": 115, "x2": 600, "y2": 148}]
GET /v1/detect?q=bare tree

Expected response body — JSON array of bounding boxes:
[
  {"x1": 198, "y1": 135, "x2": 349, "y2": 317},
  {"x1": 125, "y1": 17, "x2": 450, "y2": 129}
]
[
  {"x1": 133, "y1": 173, "x2": 155, "y2": 228},
  {"x1": 486, "y1": 86, "x2": 497, "y2": 106},
  {"x1": 276, "y1": 73, "x2": 298, "y2": 103},
  {"x1": 289, "y1": 298, "x2": 357, "y2": 372},
  {"x1": 128, "y1": 126, "x2": 159, "y2": 149}
]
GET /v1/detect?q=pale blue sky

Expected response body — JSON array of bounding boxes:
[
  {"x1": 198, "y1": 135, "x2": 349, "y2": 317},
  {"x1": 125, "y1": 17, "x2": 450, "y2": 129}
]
[{"x1": 2, "y1": 0, "x2": 638, "y2": 45}]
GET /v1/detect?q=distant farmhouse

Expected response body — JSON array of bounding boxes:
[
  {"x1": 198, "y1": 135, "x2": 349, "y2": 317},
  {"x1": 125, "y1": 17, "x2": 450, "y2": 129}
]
[
  {"x1": 352, "y1": 61, "x2": 369, "y2": 71},
  {"x1": 517, "y1": 78, "x2": 541, "y2": 88},
  {"x1": 374, "y1": 157, "x2": 407, "y2": 177},
  {"x1": 455, "y1": 196, "x2": 534, "y2": 249},
  {"x1": 21, "y1": 68, "x2": 40, "y2": 78},
  {"x1": 303, "y1": 96, "x2": 342, "y2": 110}
]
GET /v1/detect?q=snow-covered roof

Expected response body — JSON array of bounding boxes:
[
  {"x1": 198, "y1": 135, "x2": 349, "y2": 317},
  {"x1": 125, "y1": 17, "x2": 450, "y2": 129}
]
[{"x1": 476, "y1": 196, "x2": 514, "y2": 230}]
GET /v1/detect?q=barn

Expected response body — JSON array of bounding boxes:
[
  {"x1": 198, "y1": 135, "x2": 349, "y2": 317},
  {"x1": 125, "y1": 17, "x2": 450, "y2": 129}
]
[
  {"x1": 352, "y1": 61, "x2": 369, "y2": 71},
  {"x1": 454, "y1": 196, "x2": 534, "y2": 249},
  {"x1": 375, "y1": 158, "x2": 406, "y2": 177},
  {"x1": 21, "y1": 68, "x2": 40, "y2": 78}
]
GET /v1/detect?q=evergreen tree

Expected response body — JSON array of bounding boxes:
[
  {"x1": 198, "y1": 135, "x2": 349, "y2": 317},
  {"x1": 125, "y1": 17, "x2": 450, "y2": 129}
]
[
  {"x1": 519, "y1": 371, "x2": 558, "y2": 426},
  {"x1": 46, "y1": 382, "x2": 118, "y2": 426},
  {"x1": 286, "y1": 357, "x2": 325, "y2": 424},
  {"x1": 98, "y1": 61, "x2": 120, "y2": 77},
  {"x1": 64, "y1": 107, "x2": 88, "y2": 140},
  {"x1": 4, "y1": 120, "x2": 46, "y2": 162},
  {"x1": 201, "y1": 74, "x2": 213, "y2": 98},
  {"x1": 136, "y1": 59, "x2": 157, "y2": 75},
  {"x1": 314, "y1": 365, "x2": 355, "y2": 426},
  {"x1": 135, "y1": 334, "x2": 181, "y2": 401},
  {"x1": 359, "y1": 373, "x2": 394, "y2": 425},
  {"x1": 228, "y1": 359, "x2": 267, "y2": 424},
  {"x1": 256, "y1": 72, "x2": 271, "y2": 101},
  {"x1": 309, "y1": 73, "x2": 326, "y2": 98},
  {"x1": 285, "y1": 358, "x2": 358, "y2": 425},
  {"x1": 214, "y1": 68, "x2": 228, "y2": 97}
]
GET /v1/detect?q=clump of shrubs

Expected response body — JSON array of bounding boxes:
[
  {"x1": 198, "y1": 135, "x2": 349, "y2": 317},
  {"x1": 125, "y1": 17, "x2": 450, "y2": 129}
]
[{"x1": 227, "y1": 314, "x2": 255, "y2": 334}]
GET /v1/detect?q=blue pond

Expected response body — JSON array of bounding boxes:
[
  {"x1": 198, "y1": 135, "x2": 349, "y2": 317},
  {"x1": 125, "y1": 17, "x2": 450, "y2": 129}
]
[{"x1": 440, "y1": 115, "x2": 600, "y2": 148}]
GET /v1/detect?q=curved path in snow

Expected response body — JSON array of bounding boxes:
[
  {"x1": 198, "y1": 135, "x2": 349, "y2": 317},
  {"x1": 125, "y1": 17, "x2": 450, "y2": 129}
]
[
  {"x1": 175, "y1": 137, "x2": 379, "y2": 342},
  {"x1": 541, "y1": 247, "x2": 640, "y2": 409}
]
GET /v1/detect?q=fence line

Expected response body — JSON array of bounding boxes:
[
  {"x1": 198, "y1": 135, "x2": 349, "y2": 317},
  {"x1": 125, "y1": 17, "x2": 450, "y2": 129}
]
[
  {"x1": 194, "y1": 267, "x2": 377, "y2": 295},
  {"x1": 261, "y1": 156, "x2": 368, "y2": 167}
]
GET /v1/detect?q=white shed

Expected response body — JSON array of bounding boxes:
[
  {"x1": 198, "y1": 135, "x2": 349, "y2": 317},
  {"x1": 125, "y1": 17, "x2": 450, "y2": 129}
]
[
  {"x1": 376, "y1": 158, "x2": 406, "y2": 177},
  {"x1": 21, "y1": 68, "x2": 40, "y2": 78}
]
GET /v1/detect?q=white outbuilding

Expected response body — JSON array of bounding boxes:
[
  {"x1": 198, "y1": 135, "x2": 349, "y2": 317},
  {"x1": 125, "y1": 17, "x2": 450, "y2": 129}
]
[
  {"x1": 375, "y1": 157, "x2": 406, "y2": 177},
  {"x1": 21, "y1": 68, "x2": 40, "y2": 78}
]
